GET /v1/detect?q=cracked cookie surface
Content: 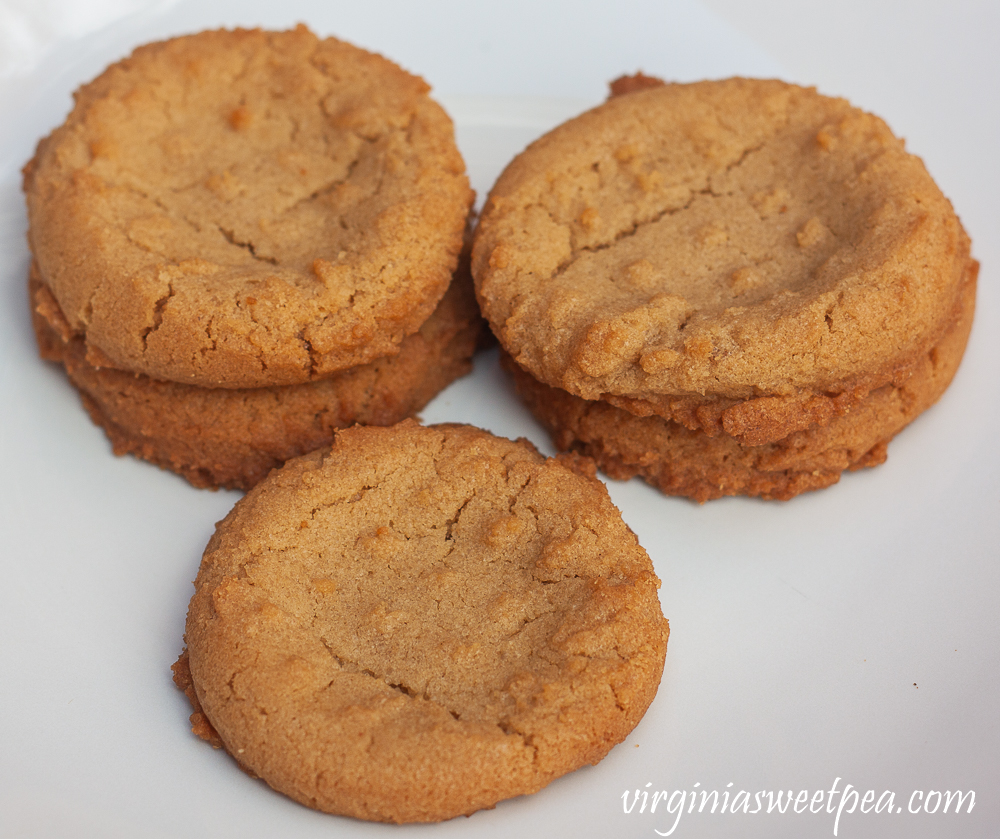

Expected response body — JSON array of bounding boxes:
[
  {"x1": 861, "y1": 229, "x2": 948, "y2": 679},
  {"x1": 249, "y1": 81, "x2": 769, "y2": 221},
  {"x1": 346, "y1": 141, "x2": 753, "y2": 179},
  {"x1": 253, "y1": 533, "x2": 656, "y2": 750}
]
[
  {"x1": 24, "y1": 26, "x2": 473, "y2": 387},
  {"x1": 182, "y1": 421, "x2": 668, "y2": 822},
  {"x1": 472, "y1": 78, "x2": 971, "y2": 412}
]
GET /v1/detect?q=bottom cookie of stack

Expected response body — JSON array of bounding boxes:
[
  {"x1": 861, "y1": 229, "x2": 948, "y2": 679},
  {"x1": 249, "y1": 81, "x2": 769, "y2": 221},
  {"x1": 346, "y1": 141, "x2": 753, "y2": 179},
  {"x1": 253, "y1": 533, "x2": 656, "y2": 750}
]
[
  {"x1": 32, "y1": 267, "x2": 483, "y2": 490},
  {"x1": 505, "y1": 261, "x2": 976, "y2": 502}
]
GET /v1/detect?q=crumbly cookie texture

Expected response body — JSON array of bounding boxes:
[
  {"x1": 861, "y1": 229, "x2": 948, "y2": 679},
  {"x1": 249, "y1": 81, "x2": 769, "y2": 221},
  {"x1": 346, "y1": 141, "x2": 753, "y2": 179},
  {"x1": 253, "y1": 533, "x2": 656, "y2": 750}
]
[
  {"x1": 181, "y1": 422, "x2": 668, "y2": 822},
  {"x1": 506, "y1": 256, "x2": 977, "y2": 502},
  {"x1": 32, "y1": 264, "x2": 483, "y2": 490},
  {"x1": 24, "y1": 26, "x2": 473, "y2": 387},
  {"x1": 473, "y1": 78, "x2": 971, "y2": 436}
]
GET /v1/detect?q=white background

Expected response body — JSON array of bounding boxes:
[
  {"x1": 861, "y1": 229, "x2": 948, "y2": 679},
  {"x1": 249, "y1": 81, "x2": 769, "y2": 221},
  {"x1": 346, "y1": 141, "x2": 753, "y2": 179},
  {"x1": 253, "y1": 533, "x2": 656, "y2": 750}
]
[{"x1": 1, "y1": 2, "x2": 997, "y2": 838}]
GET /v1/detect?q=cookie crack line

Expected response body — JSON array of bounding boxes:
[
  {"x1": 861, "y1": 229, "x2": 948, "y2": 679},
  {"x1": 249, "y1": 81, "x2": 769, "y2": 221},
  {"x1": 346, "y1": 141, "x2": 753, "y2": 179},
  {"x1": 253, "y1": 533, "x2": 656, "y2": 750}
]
[
  {"x1": 495, "y1": 717, "x2": 537, "y2": 756},
  {"x1": 719, "y1": 139, "x2": 768, "y2": 180},
  {"x1": 320, "y1": 640, "x2": 466, "y2": 720},
  {"x1": 369, "y1": 117, "x2": 417, "y2": 200},
  {"x1": 507, "y1": 606, "x2": 556, "y2": 638},
  {"x1": 201, "y1": 313, "x2": 220, "y2": 357},
  {"x1": 543, "y1": 143, "x2": 771, "y2": 285},
  {"x1": 281, "y1": 148, "x2": 367, "y2": 216},
  {"x1": 440, "y1": 492, "x2": 474, "y2": 543},
  {"x1": 536, "y1": 573, "x2": 584, "y2": 587},
  {"x1": 117, "y1": 180, "x2": 207, "y2": 248},
  {"x1": 300, "y1": 457, "x2": 416, "y2": 517},
  {"x1": 141, "y1": 281, "x2": 175, "y2": 350},
  {"x1": 303, "y1": 482, "x2": 379, "y2": 518},
  {"x1": 217, "y1": 224, "x2": 278, "y2": 265},
  {"x1": 296, "y1": 329, "x2": 317, "y2": 377},
  {"x1": 105, "y1": 147, "x2": 371, "y2": 273}
]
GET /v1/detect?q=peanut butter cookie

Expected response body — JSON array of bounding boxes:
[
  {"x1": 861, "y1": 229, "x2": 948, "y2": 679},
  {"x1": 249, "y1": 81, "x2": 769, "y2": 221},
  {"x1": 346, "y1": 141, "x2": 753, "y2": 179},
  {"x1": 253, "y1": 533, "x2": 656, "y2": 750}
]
[
  {"x1": 24, "y1": 26, "x2": 473, "y2": 388},
  {"x1": 473, "y1": 78, "x2": 973, "y2": 447},
  {"x1": 180, "y1": 422, "x2": 668, "y2": 821}
]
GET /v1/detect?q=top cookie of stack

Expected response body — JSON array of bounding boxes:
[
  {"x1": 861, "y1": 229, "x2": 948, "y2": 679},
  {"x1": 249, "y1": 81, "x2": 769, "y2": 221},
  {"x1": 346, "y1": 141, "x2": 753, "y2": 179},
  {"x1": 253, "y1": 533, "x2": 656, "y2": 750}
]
[
  {"x1": 474, "y1": 78, "x2": 971, "y2": 444},
  {"x1": 24, "y1": 25, "x2": 474, "y2": 390},
  {"x1": 472, "y1": 78, "x2": 974, "y2": 499}
]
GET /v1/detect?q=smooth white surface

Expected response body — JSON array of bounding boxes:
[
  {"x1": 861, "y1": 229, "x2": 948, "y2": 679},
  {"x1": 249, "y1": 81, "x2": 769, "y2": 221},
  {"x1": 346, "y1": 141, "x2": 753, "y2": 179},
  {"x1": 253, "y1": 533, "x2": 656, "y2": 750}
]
[{"x1": 1, "y1": 2, "x2": 997, "y2": 838}]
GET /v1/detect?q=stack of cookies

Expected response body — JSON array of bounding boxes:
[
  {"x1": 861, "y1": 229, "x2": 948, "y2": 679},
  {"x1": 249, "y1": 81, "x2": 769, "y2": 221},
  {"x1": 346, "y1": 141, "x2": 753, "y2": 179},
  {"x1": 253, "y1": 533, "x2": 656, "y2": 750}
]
[
  {"x1": 24, "y1": 26, "x2": 479, "y2": 489},
  {"x1": 23, "y1": 27, "x2": 672, "y2": 825},
  {"x1": 472, "y1": 76, "x2": 976, "y2": 501}
]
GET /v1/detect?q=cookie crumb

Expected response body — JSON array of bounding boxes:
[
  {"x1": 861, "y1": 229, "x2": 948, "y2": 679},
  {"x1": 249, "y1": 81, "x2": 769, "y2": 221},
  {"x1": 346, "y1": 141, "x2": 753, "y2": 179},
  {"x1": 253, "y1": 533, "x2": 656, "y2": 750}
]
[{"x1": 609, "y1": 72, "x2": 667, "y2": 98}]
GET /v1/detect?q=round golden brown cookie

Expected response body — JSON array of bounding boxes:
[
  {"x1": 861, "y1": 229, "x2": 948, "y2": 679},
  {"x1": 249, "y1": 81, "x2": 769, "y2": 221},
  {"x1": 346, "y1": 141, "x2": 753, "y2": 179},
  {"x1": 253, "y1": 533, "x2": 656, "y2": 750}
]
[
  {"x1": 24, "y1": 25, "x2": 473, "y2": 388},
  {"x1": 180, "y1": 421, "x2": 668, "y2": 822},
  {"x1": 472, "y1": 78, "x2": 973, "y2": 445},
  {"x1": 31, "y1": 264, "x2": 483, "y2": 489},
  {"x1": 505, "y1": 256, "x2": 977, "y2": 502}
]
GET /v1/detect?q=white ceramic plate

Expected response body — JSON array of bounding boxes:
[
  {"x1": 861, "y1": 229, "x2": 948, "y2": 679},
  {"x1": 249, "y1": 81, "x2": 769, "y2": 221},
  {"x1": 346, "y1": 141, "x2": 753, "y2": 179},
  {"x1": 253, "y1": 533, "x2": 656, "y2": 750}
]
[{"x1": 1, "y1": 2, "x2": 997, "y2": 837}]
